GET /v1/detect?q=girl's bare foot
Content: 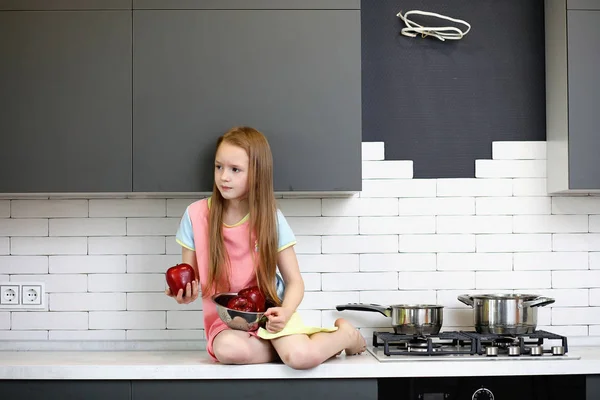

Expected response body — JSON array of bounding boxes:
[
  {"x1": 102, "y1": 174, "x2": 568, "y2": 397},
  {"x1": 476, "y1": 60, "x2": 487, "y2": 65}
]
[{"x1": 334, "y1": 318, "x2": 367, "y2": 355}]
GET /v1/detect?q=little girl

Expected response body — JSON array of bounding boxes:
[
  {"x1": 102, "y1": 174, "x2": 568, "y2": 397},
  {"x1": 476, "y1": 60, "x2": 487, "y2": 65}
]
[{"x1": 166, "y1": 126, "x2": 366, "y2": 370}]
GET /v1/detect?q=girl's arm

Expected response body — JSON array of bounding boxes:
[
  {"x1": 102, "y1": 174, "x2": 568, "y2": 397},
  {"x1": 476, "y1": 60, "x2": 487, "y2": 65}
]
[{"x1": 275, "y1": 246, "x2": 304, "y2": 312}]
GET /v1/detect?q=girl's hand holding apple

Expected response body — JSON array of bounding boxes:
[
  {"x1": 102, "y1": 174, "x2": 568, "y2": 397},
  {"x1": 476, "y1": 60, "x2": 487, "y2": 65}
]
[{"x1": 165, "y1": 263, "x2": 199, "y2": 304}]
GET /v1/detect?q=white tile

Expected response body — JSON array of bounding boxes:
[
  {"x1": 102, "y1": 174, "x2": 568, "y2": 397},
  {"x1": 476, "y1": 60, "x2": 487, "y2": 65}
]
[
  {"x1": 512, "y1": 178, "x2": 548, "y2": 196},
  {"x1": 552, "y1": 270, "x2": 600, "y2": 288},
  {"x1": 437, "y1": 253, "x2": 512, "y2": 271},
  {"x1": 0, "y1": 330, "x2": 48, "y2": 340},
  {"x1": 287, "y1": 217, "x2": 358, "y2": 235},
  {"x1": 0, "y1": 312, "x2": 9, "y2": 329},
  {"x1": 592, "y1": 253, "x2": 600, "y2": 270},
  {"x1": 360, "y1": 180, "x2": 436, "y2": 198},
  {"x1": 0, "y1": 219, "x2": 47, "y2": 236},
  {"x1": 296, "y1": 310, "x2": 322, "y2": 327},
  {"x1": 552, "y1": 197, "x2": 600, "y2": 214},
  {"x1": 476, "y1": 197, "x2": 551, "y2": 215},
  {"x1": 360, "y1": 253, "x2": 436, "y2": 272},
  {"x1": 127, "y1": 255, "x2": 183, "y2": 273},
  {"x1": 0, "y1": 201, "x2": 9, "y2": 217},
  {"x1": 536, "y1": 325, "x2": 588, "y2": 337},
  {"x1": 166, "y1": 311, "x2": 203, "y2": 329},
  {"x1": 297, "y1": 254, "x2": 359, "y2": 273},
  {"x1": 442, "y1": 308, "x2": 474, "y2": 328},
  {"x1": 476, "y1": 234, "x2": 551, "y2": 252},
  {"x1": 50, "y1": 218, "x2": 125, "y2": 236},
  {"x1": 476, "y1": 271, "x2": 551, "y2": 289},
  {"x1": 0, "y1": 256, "x2": 48, "y2": 274},
  {"x1": 294, "y1": 236, "x2": 321, "y2": 254},
  {"x1": 90, "y1": 311, "x2": 166, "y2": 329},
  {"x1": 299, "y1": 291, "x2": 360, "y2": 310},
  {"x1": 362, "y1": 142, "x2": 385, "y2": 161},
  {"x1": 437, "y1": 216, "x2": 512, "y2": 234},
  {"x1": 590, "y1": 216, "x2": 600, "y2": 232},
  {"x1": 12, "y1": 312, "x2": 88, "y2": 330},
  {"x1": 88, "y1": 236, "x2": 165, "y2": 255},
  {"x1": 322, "y1": 235, "x2": 398, "y2": 253},
  {"x1": 11, "y1": 274, "x2": 87, "y2": 292},
  {"x1": 88, "y1": 273, "x2": 165, "y2": 292},
  {"x1": 514, "y1": 215, "x2": 588, "y2": 233},
  {"x1": 537, "y1": 308, "x2": 552, "y2": 325},
  {"x1": 322, "y1": 272, "x2": 398, "y2": 291},
  {"x1": 359, "y1": 290, "x2": 437, "y2": 305},
  {"x1": 517, "y1": 288, "x2": 589, "y2": 307},
  {"x1": 49, "y1": 293, "x2": 126, "y2": 311},
  {"x1": 589, "y1": 326, "x2": 600, "y2": 336},
  {"x1": 126, "y1": 218, "x2": 180, "y2": 236},
  {"x1": 127, "y1": 293, "x2": 202, "y2": 311},
  {"x1": 0, "y1": 238, "x2": 8, "y2": 255},
  {"x1": 492, "y1": 141, "x2": 546, "y2": 160},
  {"x1": 165, "y1": 236, "x2": 181, "y2": 255},
  {"x1": 166, "y1": 198, "x2": 200, "y2": 217},
  {"x1": 362, "y1": 161, "x2": 413, "y2": 179},
  {"x1": 276, "y1": 199, "x2": 321, "y2": 216},
  {"x1": 475, "y1": 160, "x2": 546, "y2": 178},
  {"x1": 11, "y1": 200, "x2": 88, "y2": 218},
  {"x1": 322, "y1": 198, "x2": 399, "y2": 216},
  {"x1": 436, "y1": 178, "x2": 512, "y2": 197},
  {"x1": 399, "y1": 234, "x2": 475, "y2": 253},
  {"x1": 360, "y1": 216, "x2": 435, "y2": 234},
  {"x1": 552, "y1": 307, "x2": 600, "y2": 325},
  {"x1": 49, "y1": 330, "x2": 126, "y2": 340},
  {"x1": 49, "y1": 255, "x2": 126, "y2": 274},
  {"x1": 398, "y1": 271, "x2": 475, "y2": 290},
  {"x1": 553, "y1": 234, "x2": 600, "y2": 251},
  {"x1": 591, "y1": 289, "x2": 600, "y2": 306},
  {"x1": 89, "y1": 199, "x2": 166, "y2": 217},
  {"x1": 126, "y1": 329, "x2": 205, "y2": 340},
  {"x1": 436, "y1": 289, "x2": 514, "y2": 308},
  {"x1": 301, "y1": 273, "x2": 321, "y2": 291},
  {"x1": 514, "y1": 252, "x2": 588, "y2": 270},
  {"x1": 11, "y1": 237, "x2": 87, "y2": 255},
  {"x1": 398, "y1": 197, "x2": 475, "y2": 216}
]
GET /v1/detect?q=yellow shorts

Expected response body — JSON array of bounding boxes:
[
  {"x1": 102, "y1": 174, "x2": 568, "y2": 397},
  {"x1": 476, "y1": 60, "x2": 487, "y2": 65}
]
[{"x1": 257, "y1": 312, "x2": 338, "y2": 340}]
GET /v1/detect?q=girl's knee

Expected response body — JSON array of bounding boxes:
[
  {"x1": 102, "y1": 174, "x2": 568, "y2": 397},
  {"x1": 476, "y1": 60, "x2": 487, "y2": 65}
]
[
  {"x1": 213, "y1": 333, "x2": 253, "y2": 364},
  {"x1": 278, "y1": 346, "x2": 321, "y2": 370}
]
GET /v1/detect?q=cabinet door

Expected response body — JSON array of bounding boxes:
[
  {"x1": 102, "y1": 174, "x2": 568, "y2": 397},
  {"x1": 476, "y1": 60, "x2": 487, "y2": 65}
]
[
  {"x1": 0, "y1": 380, "x2": 130, "y2": 400},
  {"x1": 133, "y1": 9, "x2": 361, "y2": 192},
  {"x1": 0, "y1": 9, "x2": 132, "y2": 193}
]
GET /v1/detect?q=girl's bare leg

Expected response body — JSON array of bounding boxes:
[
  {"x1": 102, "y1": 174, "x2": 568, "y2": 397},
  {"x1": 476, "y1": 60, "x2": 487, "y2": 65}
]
[{"x1": 212, "y1": 329, "x2": 278, "y2": 364}]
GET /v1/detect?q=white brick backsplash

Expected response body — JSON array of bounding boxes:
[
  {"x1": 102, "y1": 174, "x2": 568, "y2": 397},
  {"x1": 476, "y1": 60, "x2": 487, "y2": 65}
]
[
  {"x1": 49, "y1": 255, "x2": 126, "y2": 274},
  {"x1": 322, "y1": 198, "x2": 398, "y2": 216},
  {"x1": 50, "y1": 293, "x2": 126, "y2": 311},
  {"x1": 0, "y1": 312, "x2": 9, "y2": 329},
  {"x1": 12, "y1": 312, "x2": 88, "y2": 330},
  {"x1": 127, "y1": 254, "x2": 182, "y2": 273},
  {"x1": 514, "y1": 252, "x2": 588, "y2": 270},
  {"x1": 475, "y1": 160, "x2": 546, "y2": 178},
  {"x1": 0, "y1": 238, "x2": 8, "y2": 255},
  {"x1": 50, "y1": 218, "x2": 125, "y2": 236},
  {"x1": 88, "y1": 274, "x2": 165, "y2": 292},
  {"x1": 89, "y1": 199, "x2": 166, "y2": 217},
  {"x1": 89, "y1": 236, "x2": 165, "y2": 255},
  {"x1": 165, "y1": 236, "x2": 181, "y2": 254},
  {"x1": 514, "y1": 215, "x2": 588, "y2": 233},
  {"x1": 398, "y1": 271, "x2": 475, "y2": 290},
  {"x1": 519, "y1": 288, "x2": 589, "y2": 307},
  {"x1": 437, "y1": 289, "x2": 514, "y2": 308},
  {"x1": 90, "y1": 311, "x2": 166, "y2": 330},
  {"x1": 0, "y1": 201, "x2": 9, "y2": 217},
  {"x1": 294, "y1": 236, "x2": 321, "y2": 254},
  {"x1": 166, "y1": 198, "x2": 198, "y2": 218},
  {"x1": 476, "y1": 234, "x2": 551, "y2": 252},
  {"x1": 126, "y1": 218, "x2": 180, "y2": 236},
  {"x1": 592, "y1": 253, "x2": 600, "y2": 269},
  {"x1": 299, "y1": 291, "x2": 359, "y2": 310},
  {"x1": 359, "y1": 290, "x2": 437, "y2": 305},
  {"x1": 297, "y1": 254, "x2": 359, "y2": 272},
  {"x1": 0, "y1": 330, "x2": 48, "y2": 340},
  {"x1": 552, "y1": 270, "x2": 600, "y2": 288},
  {"x1": 287, "y1": 217, "x2": 358, "y2": 235},
  {"x1": 362, "y1": 142, "x2": 385, "y2": 161},
  {"x1": 322, "y1": 272, "x2": 398, "y2": 291},
  {"x1": 361, "y1": 180, "x2": 436, "y2": 198},
  {"x1": 443, "y1": 308, "x2": 474, "y2": 327},
  {"x1": 0, "y1": 219, "x2": 47, "y2": 236},
  {"x1": 11, "y1": 200, "x2": 88, "y2": 218},
  {"x1": 437, "y1": 178, "x2": 512, "y2": 197},
  {"x1": 276, "y1": 199, "x2": 321, "y2": 216},
  {"x1": 49, "y1": 330, "x2": 126, "y2": 340},
  {"x1": 537, "y1": 325, "x2": 588, "y2": 337},
  {"x1": 437, "y1": 216, "x2": 512, "y2": 234},
  {"x1": 590, "y1": 326, "x2": 600, "y2": 336},
  {"x1": 11, "y1": 274, "x2": 87, "y2": 292},
  {"x1": 301, "y1": 273, "x2": 321, "y2": 291},
  {"x1": 476, "y1": 271, "x2": 551, "y2": 289},
  {"x1": 552, "y1": 197, "x2": 600, "y2": 214},
  {"x1": 398, "y1": 198, "x2": 475, "y2": 216},
  {"x1": 166, "y1": 311, "x2": 203, "y2": 329},
  {"x1": 537, "y1": 308, "x2": 552, "y2": 326},
  {"x1": 360, "y1": 216, "x2": 435, "y2": 235},
  {"x1": 553, "y1": 307, "x2": 600, "y2": 325},
  {"x1": 553, "y1": 234, "x2": 600, "y2": 252},
  {"x1": 323, "y1": 235, "x2": 398, "y2": 253},
  {"x1": 476, "y1": 197, "x2": 551, "y2": 215},
  {"x1": 0, "y1": 256, "x2": 48, "y2": 274},
  {"x1": 362, "y1": 161, "x2": 413, "y2": 179},
  {"x1": 591, "y1": 289, "x2": 600, "y2": 306},
  {"x1": 296, "y1": 310, "x2": 322, "y2": 327},
  {"x1": 513, "y1": 178, "x2": 548, "y2": 196},
  {"x1": 127, "y1": 330, "x2": 205, "y2": 340},
  {"x1": 492, "y1": 141, "x2": 546, "y2": 160},
  {"x1": 437, "y1": 253, "x2": 512, "y2": 271},
  {"x1": 591, "y1": 216, "x2": 600, "y2": 232},
  {"x1": 127, "y1": 293, "x2": 202, "y2": 311},
  {"x1": 360, "y1": 253, "x2": 436, "y2": 272},
  {"x1": 11, "y1": 237, "x2": 87, "y2": 255},
  {"x1": 400, "y1": 234, "x2": 475, "y2": 253}
]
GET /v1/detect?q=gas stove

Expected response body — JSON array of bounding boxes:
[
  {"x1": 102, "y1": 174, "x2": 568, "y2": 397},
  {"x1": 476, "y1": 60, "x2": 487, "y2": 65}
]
[{"x1": 367, "y1": 330, "x2": 581, "y2": 362}]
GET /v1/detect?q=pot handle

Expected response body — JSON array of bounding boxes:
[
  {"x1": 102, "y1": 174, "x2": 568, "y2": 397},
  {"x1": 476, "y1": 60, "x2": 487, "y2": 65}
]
[
  {"x1": 522, "y1": 297, "x2": 555, "y2": 308},
  {"x1": 335, "y1": 303, "x2": 392, "y2": 318},
  {"x1": 457, "y1": 295, "x2": 474, "y2": 307}
]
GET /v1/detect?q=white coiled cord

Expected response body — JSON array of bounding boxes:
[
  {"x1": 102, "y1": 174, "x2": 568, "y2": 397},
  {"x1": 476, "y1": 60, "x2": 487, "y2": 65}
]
[{"x1": 396, "y1": 10, "x2": 471, "y2": 41}]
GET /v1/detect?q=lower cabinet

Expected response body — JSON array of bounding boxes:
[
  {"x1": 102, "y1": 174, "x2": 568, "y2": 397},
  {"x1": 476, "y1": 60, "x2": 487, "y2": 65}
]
[{"x1": 0, "y1": 380, "x2": 130, "y2": 400}]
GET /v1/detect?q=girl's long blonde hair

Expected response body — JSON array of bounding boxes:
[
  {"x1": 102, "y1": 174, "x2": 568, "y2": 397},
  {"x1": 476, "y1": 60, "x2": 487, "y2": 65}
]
[{"x1": 205, "y1": 126, "x2": 281, "y2": 305}]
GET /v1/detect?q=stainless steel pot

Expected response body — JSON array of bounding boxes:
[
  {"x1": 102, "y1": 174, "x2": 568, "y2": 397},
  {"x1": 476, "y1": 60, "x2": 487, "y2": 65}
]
[
  {"x1": 336, "y1": 303, "x2": 444, "y2": 335},
  {"x1": 458, "y1": 294, "x2": 555, "y2": 335}
]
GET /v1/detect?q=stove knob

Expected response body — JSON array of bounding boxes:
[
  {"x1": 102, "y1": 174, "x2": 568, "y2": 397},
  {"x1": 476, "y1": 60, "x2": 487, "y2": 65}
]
[{"x1": 472, "y1": 387, "x2": 494, "y2": 400}]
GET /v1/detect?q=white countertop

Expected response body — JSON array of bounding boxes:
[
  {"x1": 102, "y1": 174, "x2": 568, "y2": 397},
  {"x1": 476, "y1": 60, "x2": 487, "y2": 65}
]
[{"x1": 1, "y1": 346, "x2": 600, "y2": 380}]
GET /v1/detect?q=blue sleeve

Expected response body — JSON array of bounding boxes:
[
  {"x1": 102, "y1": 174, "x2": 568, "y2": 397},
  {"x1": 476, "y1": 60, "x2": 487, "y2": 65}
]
[
  {"x1": 276, "y1": 209, "x2": 296, "y2": 251},
  {"x1": 175, "y1": 208, "x2": 195, "y2": 251}
]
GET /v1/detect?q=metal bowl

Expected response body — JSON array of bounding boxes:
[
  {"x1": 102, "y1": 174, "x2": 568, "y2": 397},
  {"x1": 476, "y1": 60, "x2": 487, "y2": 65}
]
[{"x1": 212, "y1": 292, "x2": 270, "y2": 332}]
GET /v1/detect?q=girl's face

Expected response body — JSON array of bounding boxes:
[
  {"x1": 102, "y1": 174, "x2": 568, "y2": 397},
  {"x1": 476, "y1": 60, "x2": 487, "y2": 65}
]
[{"x1": 214, "y1": 142, "x2": 249, "y2": 201}]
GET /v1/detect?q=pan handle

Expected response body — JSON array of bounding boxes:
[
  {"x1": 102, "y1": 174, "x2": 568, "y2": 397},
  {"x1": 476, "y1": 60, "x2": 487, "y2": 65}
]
[
  {"x1": 335, "y1": 303, "x2": 392, "y2": 318},
  {"x1": 457, "y1": 295, "x2": 474, "y2": 307},
  {"x1": 522, "y1": 297, "x2": 555, "y2": 308}
]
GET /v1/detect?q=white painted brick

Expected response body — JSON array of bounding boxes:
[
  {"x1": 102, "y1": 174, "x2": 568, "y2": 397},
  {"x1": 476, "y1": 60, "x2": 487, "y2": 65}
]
[
  {"x1": 361, "y1": 180, "x2": 436, "y2": 198},
  {"x1": 591, "y1": 289, "x2": 600, "y2": 306},
  {"x1": 537, "y1": 325, "x2": 588, "y2": 337},
  {"x1": 436, "y1": 289, "x2": 514, "y2": 308},
  {"x1": 276, "y1": 199, "x2": 321, "y2": 216},
  {"x1": 592, "y1": 253, "x2": 600, "y2": 269},
  {"x1": 89, "y1": 199, "x2": 166, "y2": 217},
  {"x1": 12, "y1": 312, "x2": 88, "y2": 330},
  {"x1": 437, "y1": 178, "x2": 512, "y2": 197},
  {"x1": 442, "y1": 308, "x2": 474, "y2": 327},
  {"x1": 11, "y1": 274, "x2": 87, "y2": 292},
  {"x1": 0, "y1": 219, "x2": 47, "y2": 236},
  {"x1": 294, "y1": 236, "x2": 321, "y2": 254},
  {"x1": 514, "y1": 215, "x2": 588, "y2": 233},
  {"x1": 297, "y1": 254, "x2": 359, "y2": 272},
  {"x1": 362, "y1": 142, "x2": 385, "y2": 161},
  {"x1": 362, "y1": 161, "x2": 413, "y2": 179},
  {"x1": 553, "y1": 234, "x2": 600, "y2": 251},
  {"x1": 301, "y1": 273, "x2": 321, "y2": 291},
  {"x1": 475, "y1": 160, "x2": 546, "y2": 178},
  {"x1": 476, "y1": 234, "x2": 551, "y2": 252},
  {"x1": 476, "y1": 197, "x2": 551, "y2": 215},
  {"x1": 49, "y1": 330, "x2": 126, "y2": 340},
  {"x1": 299, "y1": 291, "x2": 359, "y2": 310},
  {"x1": 518, "y1": 288, "x2": 589, "y2": 307},
  {"x1": 88, "y1": 274, "x2": 165, "y2": 292},
  {"x1": 0, "y1": 238, "x2": 7, "y2": 255},
  {"x1": 49, "y1": 293, "x2": 126, "y2": 311},
  {"x1": 552, "y1": 197, "x2": 600, "y2": 214},
  {"x1": 166, "y1": 198, "x2": 199, "y2": 217},
  {"x1": 287, "y1": 217, "x2": 358, "y2": 235},
  {"x1": 165, "y1": 236, "x2": 181, "y2": 255},
  {"x1": 0, "y1": 256, "x2": 48, "y2": 274},
  {"x1": 360, "y1": 253, "x2": 436, "y2": 272},
  {"x1": 127, "y1": 293, "x2": 202, "y2": 311},
  {"x1": 322, "y1": 272, "x2": 398, "y2": 291},
  {"x1": 0, "y1": 330, "x2": 48, "y2": 340},
  {"x1": 360, "y1": 216, "x2": 435, "y2": 234},
  {"x1": 437, "y1": 216, "x2": 512, "y2": 234},
  {"x1": 589, "y1": 326, "x2": 600, "y2": 336},
  {"x1": 0, "y1": 312, "x2": 9, "y2": 329},
  {"x1": 322, "y1": 235, "x2": 398, "y2": 253},
  {"x1": 514, "y1": 252, "x2": 588, "y2": 270},
  {"x1": 513, "y1": 178, "x2": 548, "y2": 196},
  {"x1": 11, "y1": 237, "x2": 87, "y2": 255},
  {"x1": 11, "y1": 200, "x2": 88, "y2": 218},
  {"x1": 476, "y1": 271, "x2": 551, "y2": 289},
  {"x1": 127, "y1": 255, "x2": 182, "y2": 273},
  {"x1": 398, "y1": 271, "x2": 475, "y2": 290},
  {"x1": 127, "y1": 330, "x2": 204, "y2": 340},
  {"x1": 492, "y1": 141, "x2": 546, "y2": 160},
  {"x1": 88, "y1": 236, "x2": 165, "y2": 255},
  {"x1": 553, "y1": 307, "x2": 600, "y2": 325},
  {"x1": 166, "y1": 311, "x2": 203, "y2": 329},
  {"x1": 400, "y1": 234, "x2": 475, "y2": 253},
  {"x1": 322, "y1": 198, "x2": 399, "y2": 216},
  {"x1": 50, "y1": 255, "x2": 126, "y2": 274},
  {"x1": 552, "y1": 270, "x2": 600, "y2": 288},
  {"x1": 50, "y1": 218, "x2": 125, "y2": 236},
  {"x1": 398, "y1": 198, "x2": 475, "y2": 216},
  {"x1": 296, "y1": 310, "x2": 322, "y2": 327},
  {"x1": 90, "y1": 311, "x2": 166, "y2": 329},
  {"x1": 359, "y1": 290, "x2": 437, "y2": 305},
  {"x1": 537, "y1": 308, "x2": 552, "y2": 325},
  {"x1": 437, "y1": 253, "x2": 512, "y2": 271},
  {"x1": 126, "y1": 218, "x2": 180, "y2": 236},
  {"x1": 590, "y1": 216, "x2": 600, "y2": 232},
  {"x1": 0, "y1": 201, "x2": 9, "y2": 217}
]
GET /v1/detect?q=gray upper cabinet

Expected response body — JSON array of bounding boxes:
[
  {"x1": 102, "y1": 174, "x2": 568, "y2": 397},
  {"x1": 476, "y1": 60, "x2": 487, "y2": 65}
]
[
  {"x1": 0, "y1": 5, "x2": 132, "y2": 193},
  {"x1": 132, "y1": 6, "x2": 362, "y2": 193}
]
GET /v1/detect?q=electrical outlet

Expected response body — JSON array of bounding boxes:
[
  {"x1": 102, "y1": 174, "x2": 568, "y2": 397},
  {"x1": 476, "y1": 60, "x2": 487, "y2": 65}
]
[
  {"x1": 0, "y1": 282, "x2": 45, "y2": 309},
  {"x1": 21, "y1": 285, "x2": 42, "y2": 305},
  {"x1": 0, "y1": 285, "x2": 20, "y2": 305}
]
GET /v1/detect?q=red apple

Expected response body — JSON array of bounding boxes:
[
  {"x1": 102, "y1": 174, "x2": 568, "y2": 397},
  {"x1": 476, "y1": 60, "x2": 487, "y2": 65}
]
[
  {"x1": 227, "y1": 295, "x2": 256, "y2": 312},
  {"x1": 238, "y1": 286, "x2": 266, "y2": 312},
  {"x1": 165, "y1": 263, "x2": 195, "y2": 296}
]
